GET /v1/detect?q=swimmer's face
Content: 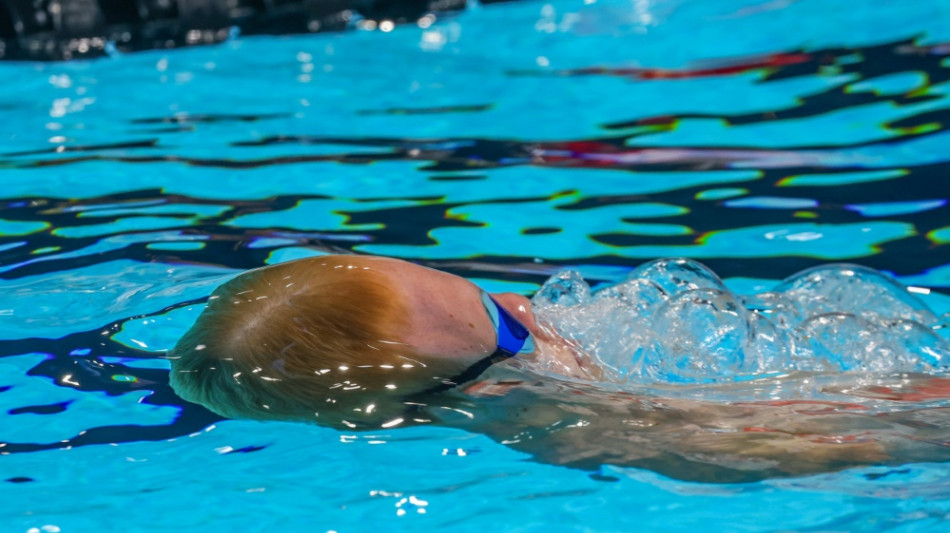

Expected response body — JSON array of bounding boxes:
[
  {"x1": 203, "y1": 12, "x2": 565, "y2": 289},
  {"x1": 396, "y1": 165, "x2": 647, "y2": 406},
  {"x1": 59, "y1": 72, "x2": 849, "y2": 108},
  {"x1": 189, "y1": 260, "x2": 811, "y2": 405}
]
[{"x1": 351, "y1": 256, "x2": 587, "y2": 378}]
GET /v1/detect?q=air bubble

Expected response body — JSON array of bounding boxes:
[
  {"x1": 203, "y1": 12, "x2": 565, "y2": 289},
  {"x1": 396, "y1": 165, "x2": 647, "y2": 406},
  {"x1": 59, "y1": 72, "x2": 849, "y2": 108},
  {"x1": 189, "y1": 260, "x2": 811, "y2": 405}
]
[
  {"x1": 535, "y1": 269, "x2": 590, "y2": 306},
  {"x1": 532, "y1": 259, "x2": 948, "y2": 384}
]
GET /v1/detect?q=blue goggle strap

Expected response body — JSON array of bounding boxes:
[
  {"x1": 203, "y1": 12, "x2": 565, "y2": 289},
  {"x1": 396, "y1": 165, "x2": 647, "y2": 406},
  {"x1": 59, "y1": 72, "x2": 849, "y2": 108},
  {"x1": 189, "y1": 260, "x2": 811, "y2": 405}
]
[{"x1": 481, "y1": 292, "x2": 536, "y2": 357}]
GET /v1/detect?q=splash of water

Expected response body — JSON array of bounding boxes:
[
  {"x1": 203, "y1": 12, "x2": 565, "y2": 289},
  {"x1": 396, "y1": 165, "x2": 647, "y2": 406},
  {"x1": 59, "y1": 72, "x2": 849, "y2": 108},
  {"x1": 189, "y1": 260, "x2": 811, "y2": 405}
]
[{"x1": 532, "y1": 259, "x2": 949, "y2": 384}]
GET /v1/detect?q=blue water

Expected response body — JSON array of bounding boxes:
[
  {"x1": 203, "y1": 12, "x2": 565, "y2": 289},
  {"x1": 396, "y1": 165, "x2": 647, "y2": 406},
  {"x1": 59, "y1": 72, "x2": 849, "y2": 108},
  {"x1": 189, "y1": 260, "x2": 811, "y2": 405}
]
[{"x1": 1, "y1": 0, "x2": 950, "y2": 530}]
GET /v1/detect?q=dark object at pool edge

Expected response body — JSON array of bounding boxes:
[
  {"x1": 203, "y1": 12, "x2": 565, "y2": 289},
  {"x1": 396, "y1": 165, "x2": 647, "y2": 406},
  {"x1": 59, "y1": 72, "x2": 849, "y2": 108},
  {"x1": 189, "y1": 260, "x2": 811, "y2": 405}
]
[{"x1": 0, "y1": 0, "x2": 519, "y2": 61}]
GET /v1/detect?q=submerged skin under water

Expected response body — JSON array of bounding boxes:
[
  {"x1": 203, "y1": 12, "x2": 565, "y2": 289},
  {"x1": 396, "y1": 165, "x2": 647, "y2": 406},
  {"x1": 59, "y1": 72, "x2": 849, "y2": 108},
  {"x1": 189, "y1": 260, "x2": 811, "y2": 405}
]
[
  {"x1": 448, "y1": 372, "x2": 950, "y2": 483},
  {"x1": 429, "y1": 259, "x2": 950, "y2": 483}
]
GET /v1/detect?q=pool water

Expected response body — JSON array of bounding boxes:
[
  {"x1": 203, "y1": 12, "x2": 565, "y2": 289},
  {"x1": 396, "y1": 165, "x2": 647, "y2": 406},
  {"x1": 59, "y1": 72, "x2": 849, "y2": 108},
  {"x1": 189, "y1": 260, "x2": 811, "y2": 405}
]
[{"x1": 1, "y1": 0, "x2": 950, "y2": 530}]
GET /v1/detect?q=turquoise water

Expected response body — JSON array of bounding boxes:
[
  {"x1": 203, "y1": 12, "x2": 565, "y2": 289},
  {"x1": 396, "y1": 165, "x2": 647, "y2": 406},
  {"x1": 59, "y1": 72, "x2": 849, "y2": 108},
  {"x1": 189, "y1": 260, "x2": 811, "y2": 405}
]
[{"x1": 1, "y1": 0, "x2": 950, "y2": 530}]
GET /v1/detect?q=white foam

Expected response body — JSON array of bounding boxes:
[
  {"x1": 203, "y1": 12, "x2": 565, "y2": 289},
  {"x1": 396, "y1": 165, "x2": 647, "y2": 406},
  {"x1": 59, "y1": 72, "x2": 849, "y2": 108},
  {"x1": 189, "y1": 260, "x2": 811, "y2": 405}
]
[{"x1": 531, "y1": 259, "x2": 950, "y2": 385}]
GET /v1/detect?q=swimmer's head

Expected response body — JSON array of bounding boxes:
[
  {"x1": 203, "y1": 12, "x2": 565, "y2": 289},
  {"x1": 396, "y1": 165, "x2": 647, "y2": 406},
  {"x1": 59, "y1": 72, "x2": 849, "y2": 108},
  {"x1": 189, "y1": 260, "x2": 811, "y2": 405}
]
[{"x1": 168, "y1": 255, "x2": 565, "y2": 429}]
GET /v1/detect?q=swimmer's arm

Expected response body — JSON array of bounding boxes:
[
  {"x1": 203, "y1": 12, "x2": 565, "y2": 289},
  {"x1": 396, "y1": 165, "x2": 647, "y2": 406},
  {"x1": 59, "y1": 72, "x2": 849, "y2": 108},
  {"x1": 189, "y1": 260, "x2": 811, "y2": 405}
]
[
  {"x1": 456, "y1": 384, "x2": 893, "y2": 483},
  {"x1": 515, "y1": 413, "x2": 888, "y2": 482},
  {"x1": 842, "y1": 377, "x2": 950, "y2": 402}
]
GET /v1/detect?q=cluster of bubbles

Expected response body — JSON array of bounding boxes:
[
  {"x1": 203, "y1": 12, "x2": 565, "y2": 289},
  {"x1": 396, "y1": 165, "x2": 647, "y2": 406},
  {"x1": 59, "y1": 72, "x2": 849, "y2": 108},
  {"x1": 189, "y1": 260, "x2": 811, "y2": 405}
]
[{"x1": 531, "y1": 259, "x2": 950, "y2": 384}]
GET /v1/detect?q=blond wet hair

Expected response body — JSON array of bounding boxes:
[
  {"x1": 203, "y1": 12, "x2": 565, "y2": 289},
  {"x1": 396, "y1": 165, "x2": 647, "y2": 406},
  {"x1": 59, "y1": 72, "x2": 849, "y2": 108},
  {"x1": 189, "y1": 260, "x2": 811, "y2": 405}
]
[{"x1": 169, "y1": 256, "x2": 451, "y2": 429}]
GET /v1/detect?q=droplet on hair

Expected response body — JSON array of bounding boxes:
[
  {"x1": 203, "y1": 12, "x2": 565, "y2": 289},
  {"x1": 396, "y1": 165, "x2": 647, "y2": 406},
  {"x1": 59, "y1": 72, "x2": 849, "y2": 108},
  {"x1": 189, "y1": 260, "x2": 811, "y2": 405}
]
[
  {"x1": 366, "y1": 404, "x2": 376, "y2": 414},
  {"x1": 385, "y1": 384, "x2": 397, "y2": 389},
  {"x1": 341, "y1": 420, "x2": 356, "y2": 428},
  {"x1": 379, "y1": 365, "x2": 394, "y2": 369},
  {"x1": 338, "y1": 365, "x2": 349, "y2": 371},
  {"x1": 261, "y1": 404, "x2": 270, "y2": 409},
  {"x1": 395, "y1": 355, "x2": 427, "y2": 367},
  {"x1": 317, "y1": 369, "x2": 330, "y2": 374},
  {"x1": 195, "y1": 344, "x2": 206, "y2": 351},
  {"x1": 401, "y1": 364, "x2": 414, "y2": 369}
]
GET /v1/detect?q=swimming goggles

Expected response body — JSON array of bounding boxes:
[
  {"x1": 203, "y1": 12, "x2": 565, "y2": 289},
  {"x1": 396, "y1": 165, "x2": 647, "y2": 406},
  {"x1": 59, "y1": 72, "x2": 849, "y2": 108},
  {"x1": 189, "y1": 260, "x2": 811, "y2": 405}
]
[
  {"x1": 480, "y1": 291, "x2": 536, "y2": 358},
  {"x1": 414, "y1": 292, "x2": 535, "y2": 395}
]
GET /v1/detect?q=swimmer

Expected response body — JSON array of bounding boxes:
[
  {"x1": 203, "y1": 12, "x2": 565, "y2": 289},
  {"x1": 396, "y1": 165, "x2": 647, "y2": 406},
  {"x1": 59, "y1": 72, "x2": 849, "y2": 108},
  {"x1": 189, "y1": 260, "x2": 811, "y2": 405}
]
[
  {"x1": 170, "y1": 254, "x2": 596, "y2": 428},
  {"x1": 169, "y1": 255, "x2": 950, "y2": 483}
]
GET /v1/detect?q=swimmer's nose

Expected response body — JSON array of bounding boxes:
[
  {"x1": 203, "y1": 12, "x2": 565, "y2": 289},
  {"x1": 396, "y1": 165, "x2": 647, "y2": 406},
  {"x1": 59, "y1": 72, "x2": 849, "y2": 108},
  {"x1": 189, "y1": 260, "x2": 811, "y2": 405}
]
[{"x1": 489, "y1": 292, "x2": 538, "y2": 332}]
